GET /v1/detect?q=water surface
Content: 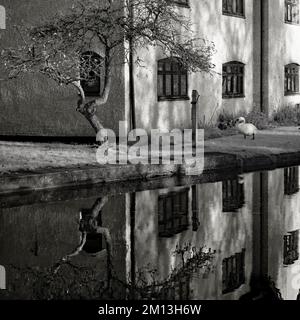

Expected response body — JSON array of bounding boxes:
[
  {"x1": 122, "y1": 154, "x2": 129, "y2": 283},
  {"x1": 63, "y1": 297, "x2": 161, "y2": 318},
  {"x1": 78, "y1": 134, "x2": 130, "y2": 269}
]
[{"x1": 0, "y1": 165, "x2": 300, "y2": 300}]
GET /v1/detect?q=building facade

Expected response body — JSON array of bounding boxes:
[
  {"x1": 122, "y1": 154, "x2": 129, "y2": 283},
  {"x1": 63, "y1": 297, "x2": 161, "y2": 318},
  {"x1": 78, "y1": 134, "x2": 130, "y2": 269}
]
[{"x1": 1, "y1": 0, "x2": 300, "y2": 136}]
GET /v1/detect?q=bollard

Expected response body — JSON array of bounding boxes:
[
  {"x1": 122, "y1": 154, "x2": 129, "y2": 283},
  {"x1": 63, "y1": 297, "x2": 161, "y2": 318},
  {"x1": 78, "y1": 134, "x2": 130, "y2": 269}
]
[{"x1": 191, "y1": 90, "x2": 199, "y2": 148}]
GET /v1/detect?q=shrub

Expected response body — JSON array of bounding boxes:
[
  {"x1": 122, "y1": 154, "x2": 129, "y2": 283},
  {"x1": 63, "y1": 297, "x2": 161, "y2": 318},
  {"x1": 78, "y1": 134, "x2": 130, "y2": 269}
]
[{"x1": 272, "y1": 106, "x2": 300, "y2": 126}]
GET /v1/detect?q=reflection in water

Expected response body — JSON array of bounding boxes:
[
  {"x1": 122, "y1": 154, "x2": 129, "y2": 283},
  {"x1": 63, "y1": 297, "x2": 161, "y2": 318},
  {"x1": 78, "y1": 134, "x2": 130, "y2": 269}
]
[
  {"x1": 283, "y1": 230, "x2": 299, "y2": 266},
  {"x1": 284, "y1": 167, "x2": 299, "y2": 196},
  {"x1": 0, "y1": 166, "x2": 300, "y2": 300},
  {"x1": 222, "y1": 177, "x2": 245, "y2": 213},
  {"x1": 158, "y1": 189, "x2": 189, "y2": 238},
  {"x1": 222, "y1": 250, "x2": 246, "y2": 294}
]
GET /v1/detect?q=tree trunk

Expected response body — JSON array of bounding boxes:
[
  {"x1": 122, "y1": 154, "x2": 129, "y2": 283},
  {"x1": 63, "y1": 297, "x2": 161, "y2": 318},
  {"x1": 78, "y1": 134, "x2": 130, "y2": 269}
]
[
  {"x1": 76, "y1": 98, "x2": 108, "y2": 144},
  {"x1": 77, "y1": 100, "x2": 103, "y2": 134}
]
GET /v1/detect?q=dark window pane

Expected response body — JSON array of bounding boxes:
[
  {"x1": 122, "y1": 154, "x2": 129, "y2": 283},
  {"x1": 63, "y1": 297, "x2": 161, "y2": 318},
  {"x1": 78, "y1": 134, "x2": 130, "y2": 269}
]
[
  {"x1": 173, "y1": 75, "x2": 179, "y2": 96},
  {"x1": 158, "y1": 189, "x2": 189, "y2": 238},
  {"x1": 157, "y1": 58, "x2": 188, "y2": 100},
  {"x1": 285, "y1": 0, "x2": 299, "y2": 24},
  {"x1": 285, "y1": 64, "x2": 299, "y2": 94},
  {"x1": 158, "y1": 74, "x2": 164, "y2": 97},
  {"x1": 222, "y1": 62, "x2": 244, "y2": 98},
  {"x1": 223, "y1": 0, "x2": 244, "y2": 16},
  {"x1": 222, "y1": 250, "x2": 246, "y2": 294},
  {"x1": 165, "y1": 75, "x2": 172, "y2": 96},
  {"x1": 181, "y1": 75, "x2": 187, "y2": 96},
  {"x1": 80, "y1": 51, "x2": 101, "y2": 96}
]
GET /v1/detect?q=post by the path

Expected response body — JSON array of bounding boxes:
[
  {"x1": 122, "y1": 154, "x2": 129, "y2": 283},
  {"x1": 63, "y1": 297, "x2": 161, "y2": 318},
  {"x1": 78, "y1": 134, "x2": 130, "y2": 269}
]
[{"x1": 191, "y1": 90, "x2": 199, "y2": 148}]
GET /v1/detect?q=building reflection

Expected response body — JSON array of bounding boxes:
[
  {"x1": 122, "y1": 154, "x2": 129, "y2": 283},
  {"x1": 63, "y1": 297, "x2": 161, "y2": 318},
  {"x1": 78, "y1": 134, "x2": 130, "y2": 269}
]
[
  {"x1": 0, "y1": 166, "x2": 300, "y2": 300},
  {"x1": 222, "y1": 178, "x2": 245, "y2": 213},
  {"x1": 132, "y1": 166, "x2": 300, "y2": 300}
]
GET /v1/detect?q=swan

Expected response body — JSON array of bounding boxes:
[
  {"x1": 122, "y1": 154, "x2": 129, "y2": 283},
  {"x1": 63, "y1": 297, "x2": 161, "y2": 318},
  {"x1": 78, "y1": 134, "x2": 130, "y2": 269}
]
[{"x1": 236, "y1": 117, "x2": 258, "y2": 140}]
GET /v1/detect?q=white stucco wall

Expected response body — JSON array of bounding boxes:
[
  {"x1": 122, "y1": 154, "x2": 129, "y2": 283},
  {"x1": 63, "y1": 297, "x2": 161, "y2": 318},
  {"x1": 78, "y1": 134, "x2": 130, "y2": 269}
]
[
  {"x1": 132, "y1": 0, "x2": 256, "y2": 131},
  {"x1": 266, "y1": 0, "x2": 300, "y2": 115}
]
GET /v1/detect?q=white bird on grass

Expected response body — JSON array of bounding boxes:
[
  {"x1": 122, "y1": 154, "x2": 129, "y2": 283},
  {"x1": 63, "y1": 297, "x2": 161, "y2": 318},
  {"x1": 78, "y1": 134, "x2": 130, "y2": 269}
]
[{"x1": 235, "y1": 117, "x2": 258, "y2": 140}]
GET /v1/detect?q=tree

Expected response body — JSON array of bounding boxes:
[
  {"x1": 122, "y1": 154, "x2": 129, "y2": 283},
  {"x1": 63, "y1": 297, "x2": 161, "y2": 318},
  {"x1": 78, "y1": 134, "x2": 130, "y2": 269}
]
[{"x1": 0, "y1": 0, "x2": 215, "y2": 141}]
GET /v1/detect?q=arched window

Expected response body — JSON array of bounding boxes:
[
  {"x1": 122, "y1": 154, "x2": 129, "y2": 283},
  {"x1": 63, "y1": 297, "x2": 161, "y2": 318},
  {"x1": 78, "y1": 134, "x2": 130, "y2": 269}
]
[
  {"x1": 222, "y1": 61, "x2": 245, "y2": 98},
  {"x1": 0, "y1": 5, "x2": 6, "y2": 30},
  {"x1": 80, "y1": 51, "x2": 102, "y2": 96},
  {"x1": 285, "y1": 63, "x2": 299, "y2": 95},
  {"x1": 157, "y1": 58, "x2": 188, "y2": 101}
]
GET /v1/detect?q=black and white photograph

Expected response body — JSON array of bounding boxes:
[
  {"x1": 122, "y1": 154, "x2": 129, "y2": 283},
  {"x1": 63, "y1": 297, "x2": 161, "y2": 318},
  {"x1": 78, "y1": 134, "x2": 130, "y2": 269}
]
[{"x1": 0, "y1": 0, "x2": 300, "y2": 314}]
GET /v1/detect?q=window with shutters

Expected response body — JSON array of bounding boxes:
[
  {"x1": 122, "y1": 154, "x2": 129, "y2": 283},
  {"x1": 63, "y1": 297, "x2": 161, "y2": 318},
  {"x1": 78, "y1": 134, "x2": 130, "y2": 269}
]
[
  {"x1": 158, "y1": 58, "x2": 189, "y2": 101},
  {"x1": 223, "y1": 0, "x2": 245, "y2": 18},
  {"x1": 285, "y1": 64, "x2": 300, "y2": 95},
  {"x1": 222, "y1": 62, "x2": 245, "y2": 98},
  {"x1": 158, "y1": 189, "x2": 189, "y2": 238},
  {"x1": 222, "y1": 250, "x2": 246, "y2": 294},
  {"x1": 284, "y1": 167, "x2": 299, "y2": 195},
  {"x1": 222, "y1": 179, "x2": 245, "y2": 212},
  {"x1": 285, "y1": 0, "x2": 300, "y2": 24},
  {"x1": 284, "y1": 230, "x2": 299, "y2": 265}
]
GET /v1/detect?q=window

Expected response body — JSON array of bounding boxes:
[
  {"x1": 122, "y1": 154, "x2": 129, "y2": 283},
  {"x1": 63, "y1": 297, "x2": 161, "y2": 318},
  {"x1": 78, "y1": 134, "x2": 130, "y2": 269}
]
[
  {"x1": 159, "y1": 274, "x2": 190, "y2": 300},
  {"x1": 222, "y1": 250, "x2": 246, "y2": 294},
  {"x1": 285, "y1": 0, "x2": 299, "y2": 24},
  {"x1": 285, "y1": 64, "x2": 299, "y2": 95},
  {"x1": 284, "y1": 230, "x2": 299, "y2": 265},
  {"x1": 158, "y1": 189, "x2": 189, "y2": 238},
  {"x1": 222, "y1": 178, "x2": 245, "y2": 212},
  {"x1": 80, "y1": 51, "x2": 102, "y2": 96},
  {"x1": 284, "y1": 166, "x2": 299, "y2": 195},
  {"x1": 158, "y1": 58, "x2": 188, "y2": 101},
  {"x1": 171, "y1": 0, "x2": 189, "y2": 7},
  {"x1": 222, "y1": 62, "x2": 245, "y2": 98},
  {"x1": 223, "y1": 0, "x2": 244, "y2": 17}
]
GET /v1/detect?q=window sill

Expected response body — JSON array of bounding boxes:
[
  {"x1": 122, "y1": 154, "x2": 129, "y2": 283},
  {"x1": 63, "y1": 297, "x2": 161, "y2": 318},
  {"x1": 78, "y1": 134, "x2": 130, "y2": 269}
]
[
  {"x1": 158, "y1": 96, "x2": 190, "y2": 102},
  {"x1": 284, "y1": 92, "x2": 300, "y2": 96},
  {"x1": 222, "y1": 12, "x2": 245, "y2": 19},
  {"x1": 285, "y1": 21, "x2": 300, "y2": 26},
  {"x1": 222, "y1": 94, "x2": 245, "y2": 99}
]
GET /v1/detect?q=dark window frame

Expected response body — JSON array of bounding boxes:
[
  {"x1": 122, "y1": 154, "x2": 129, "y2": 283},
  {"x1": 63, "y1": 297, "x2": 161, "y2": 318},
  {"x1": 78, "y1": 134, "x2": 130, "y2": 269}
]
[
  {"x1": 285, "y1": 64, "x2": 300, "y2": 95},
  {"x1": 158, "y1": 188, "x2": 190, "y2": 238},
  {"x1": 158, "y1": 58, "x2": 189, "y2": 101},
  {"x1": 285, "y1": 0, "x2": 300, "y2": 25},
  {"x1": 284, "y1": 230, "x2": 299, "y2": 265},
  {"x1": 170, "y1": 0, "x2": 190, "y2": 8},
  {"x1": 80, "y1": 51, "x2": 102, "y2": 97},
  {"x1": 222, "y1": 249, "x2": 246, "y2": 294},
  {"x1": 222, "y1": 0, "x2": 245, "y2": 18},
  {"x1": 284, "y1": 166, "x2": 299, "y2": 195},
  {"x1": 222, "y1": 178, "x2": 245, "y2": 213},
  {"x1": 222, "y1": 61, "x2": 245, "y2": 99}
]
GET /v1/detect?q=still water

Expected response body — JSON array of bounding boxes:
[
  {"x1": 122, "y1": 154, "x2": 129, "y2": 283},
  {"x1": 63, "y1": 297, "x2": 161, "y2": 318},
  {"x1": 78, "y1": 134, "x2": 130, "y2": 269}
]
[{"x1": 0, "y1": 166, "x2": 300, "y2": 300}]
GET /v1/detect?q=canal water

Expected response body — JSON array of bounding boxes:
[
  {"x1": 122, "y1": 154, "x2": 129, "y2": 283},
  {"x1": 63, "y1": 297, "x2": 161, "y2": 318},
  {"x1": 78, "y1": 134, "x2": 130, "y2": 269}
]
[{"x1": 0, "y1": 165, "x2": 300, "y2": 300}]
